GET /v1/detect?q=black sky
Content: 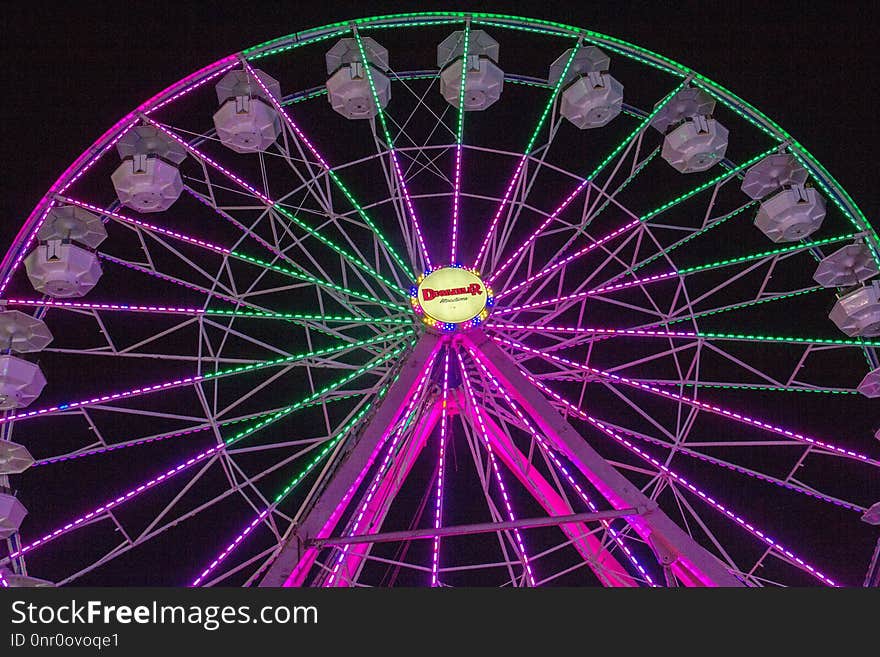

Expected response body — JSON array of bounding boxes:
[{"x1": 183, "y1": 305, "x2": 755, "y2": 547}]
[{"x1": 2, "y1": 0, "x2": 877, "y2": 249}]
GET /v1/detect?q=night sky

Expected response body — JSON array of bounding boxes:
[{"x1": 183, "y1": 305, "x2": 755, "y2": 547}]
[{"x1": 1, "y1": 1, "x2": 877, "y2": 587}]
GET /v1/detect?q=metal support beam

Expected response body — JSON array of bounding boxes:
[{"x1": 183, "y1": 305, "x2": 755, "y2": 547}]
[
  {"x1": 463, "y1": 330, "x2": 743, "y2": 587},
  {"x1": 310, "y1": 508, "x2": 640, "y2": 547},
  {"x1": 259, "y1": 334, "x2": 440, "y2": 586}
]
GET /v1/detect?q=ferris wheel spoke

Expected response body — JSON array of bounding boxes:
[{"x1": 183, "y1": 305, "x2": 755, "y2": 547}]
[
  {"x1": 474, "y1": 40, "x2": 581, "y2": 269},
  {"x1": 192, "y1": 392, "x2": 380, "y2": 586},
  {"x1": 352, "y1": 26, "x2": 434, "y2": 267},
  {"x1": 238, "y1": 58, "x2": 415, "y2": 280},
  {"x1": 141, "y1": 116, "x2": 408, "y2": 300},
  {"x1": 495, "y1": 334, "x2": 880, "y2": 469},
  {"x1": 448, "y1": 22, "x2": 471, "y2": 265},
  {"x1": 464, "y1": 342, "x2": 658, "y2": 586},
  {"x1": 486, "y1": 79, "x2": 691, "y2": 284},
  {"x1": 0, "y1": 328, "x2": 411, "y2": 426},
  {"x1": 519, "y1": 372, "x2": 840, "y2": 585}
]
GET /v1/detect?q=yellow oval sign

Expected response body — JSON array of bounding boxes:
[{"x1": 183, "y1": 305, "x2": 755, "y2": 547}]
[{"x1": 417, "y1": 267, "x2": 488, "y2": 324}]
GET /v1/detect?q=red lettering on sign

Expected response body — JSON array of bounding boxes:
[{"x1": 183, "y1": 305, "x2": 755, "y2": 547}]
[{"x1": 421, "y1": 284, "x2": 483, "y2": 302}]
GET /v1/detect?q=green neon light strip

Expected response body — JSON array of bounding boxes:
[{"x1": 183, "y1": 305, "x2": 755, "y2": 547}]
[
  {"x1": 239, "y1": 12, "x2": 878, "y2": 269},
  {"x1": 271, "y1": 373, "x2": 397, "y2": 503},
  {"x1": 203, "y1": 328, "x2": 412, "y2": 387},
  {"x1": 638, "y1": 147, "x2": 776, "y2": 223},
  {"x1": 657, "y1": 382, "x2": 858, "y2": 395},
  {"x1": 630, "y1": 202, "x2": 756, "y2": 275},
  {"x1": 224, "y1": 340, "x2": 412, "y2": 446},
  {"x1": 270, "y1": 206, "x2": 406, "y2": 297},
  {"x1": 695, "y1": 331, "x2": 880, "y2": 348},
  {"x1": 230, "y1": 248, "x2": 405, "y2": 310},
  {"x1": 584, "y1": 148, "x2": 659, "y2": 229},
  {"x1": 204, "y1": 308, "x2": 410, "y2": 323},
  {"x1": 586, "y1": 80, "x2": 689, "y2": 182},
  {"x1": 455, "y1": 22, "x2": 471, "y2": 144},
  {"x1": 676, "y1": 233, "x2": 859, "y2": 275},
  {"x1": 662, "y1": 287, "x2": 824, "y2": 326}
]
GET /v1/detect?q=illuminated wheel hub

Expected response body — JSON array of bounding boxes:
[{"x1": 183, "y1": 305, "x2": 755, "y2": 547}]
[{"x1": 410, "y1": 265, "x2": 494, "y2": 332}]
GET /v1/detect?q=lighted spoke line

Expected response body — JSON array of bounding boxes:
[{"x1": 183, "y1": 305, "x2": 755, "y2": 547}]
[
  {"x1": 495, "y1": 271, "x2": 679, "y2": 315},
  {"x1": 449, "y1": 21, "x2": 471, "y2": 264},
  {"x1": 326, "y1": 349, "x2": 438, "y2": 586},
  {"x1": 464, "y1": 344, "x2": 656, "y2": 586},
  {"x1": 457, "y1": 349, "x2": 535, "y2": 585},
  {"x1": 485, "y1": 321, "x2": 879, "y2": 349},
  {"x1": 427, "y1": 349, "x2": 452, "y2": 585},
  {"x1": 498, "y1": 147, "x2": 777, "y2": 307},
  {"x1": 351, "y1": 29, "x2": 432, "y2": 270},
  {"x1": 583, "y1": 412, "x2": 835, "y2": 585},
  {"x1": 185, "y1": 189, "x2": 392, "y2": 319},
  {"x1": 59, "y1": 197, "x2": 402, "y2": 311},
  {"x1": 5, "y1": 343, "x2": 410, "y2": 563},
  {"x1": 499, "y1": 146, "x2": 659, "y2": 304},
  {"x1": 140, "y1": 116, "x2": 406, "y2": 298},
  {"x1": 191, "y1": 390, "x2": 386, "y2": 586},
  {"x1": 487, "y1": 79, "x2": 690, "y2": 284},
  {"x1": 525, "y1": 373, "x2": 864, "y2": 512},
  {"x1": 0, "y1": 57, "x2": 239, "y2": 297},
  {"x1": 3, "y1": 299, "x2": 410, "y2": 326},
  {"x1": 238, "y1": 59, "x2": 414, "y2": 281},
  {"x1": 32, "y1": 394, "x2": 362, "y2": 468},
  {"x1": 0, "y1": 328, "x2": 412, "y2": 425},
  {"x1": 474, "y1": 43, "x2": 580, "y2": 268},
  {"x1": 492, "y1": 335, "x2": 880, "y2": 468}
]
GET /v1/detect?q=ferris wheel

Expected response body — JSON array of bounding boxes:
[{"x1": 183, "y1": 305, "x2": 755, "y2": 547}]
[{"x1": 0, "y1": 12, "x2": 878, "y2": 588}]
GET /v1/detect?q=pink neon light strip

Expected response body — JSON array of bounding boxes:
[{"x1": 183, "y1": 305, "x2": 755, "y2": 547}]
[
  {"x1": 59, "y1": 197, "x2": 231, "y2": 254},
  {"x1": 495, "y1": 271, "x2": 679, "y2": 315},
  {"x1": 192, "y1": 509, "x2": 270, "y2": 587},
  {"x1": 391, "y1": 148, "x2": 431, "y2": 269},
  {"x1": 497, "y1": 219, "x2": 642, "y2": 299},
  {"x1": 464, "y1": 344, "x2": 656, "y2": 586},
  {"x1": 9, "y1": 445, "x2": 221, "y2": 558},
  {"x1": 526, "y1": 377, "x2": 836, "y2": 585},
  {"x1": 0, "y1": 57, "x2": 238, "y2": 296},
  {"x1": 0, "y1": 370, "x2": 204, "y2": 425},
  {"x1": 33, "y1": 425, "x2": 213, "y2": 467},
  {"x1": 457, "y1": 349, "x2": 535, "y2": 585},
  {"x1": 430, "y1": 348, "x2": 452, "y2": 586},
  {"x1": 97, "y1": 253, "x2": 244, "y2": 307},
  {"x1": 523, "y1": 373, "x2": 863, "y2": 512},
  {"x1": 492, "y1": 335, "x2": 879, "y2": 467},
  {"x1": 474, "y1": 155, "x2": 531, "y2": 269},
  {"x1": 6, "y1": 298, "x2": 207, "y2": 315},
  {"x1": 324, "y1": 351, "x2": 438, "y2": 586},
  {"x1": 0, "y1": 570, "x2": 9, "y2": 588},
  {"x1": 450, "y1": 144, "x2": 464, "y2": 264},
  {"x1": 486, "y1": 321, "x2": 697, "y2": 339},
  {"x1": 240, "y1": 60, "x2": 329, "y2": 170}
]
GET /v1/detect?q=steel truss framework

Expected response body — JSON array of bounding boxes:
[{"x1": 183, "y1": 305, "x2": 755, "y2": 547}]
[{"x1": 0, "y1": 12, "x2": 877, "y2": 588}]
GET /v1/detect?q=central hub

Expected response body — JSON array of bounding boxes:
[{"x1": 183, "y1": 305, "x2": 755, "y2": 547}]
[{"x1": 410, "y1": 265, "x2": 494, "y2": 332}]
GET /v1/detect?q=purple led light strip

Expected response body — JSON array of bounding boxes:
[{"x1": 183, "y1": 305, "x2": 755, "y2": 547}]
[
  {"x1": 0, "y1": 570, "x2": 9, "y2": 588},
  {"x1": 6, "y1": 298, "x2": 208, "y2": 315},
  {"x1": 98, "y1": 252, "x2": 245, "y2": 308},
  {"x1": 450, "y1": 143, "x2": 464, "y2": 265},
  {"x1": 430, "y1": 348, "x2": 452, "y2": 586},
  {"x1": 487, "y1": 321, "x2": 696, "y2": 339},
  {"x1": 58, "y1": 197, "x2": 231, "y2": 254},
  {"x1": 464, "y1": 343, "x2": 656, "y2": 586},
  {"x1": 325, "y1": 351, "x2": 438, "y2": 586},
  {"x1": 492, "y1": 335, "x2": 879, "y2": 467},
  {"x1": 497, "y1": 219, "x2": 642, "y2": 299},
  {"x1": 526, "y1": 379, "x2": 837, "y2": 586},
  {"x1": 9, "y1": 445, "x2": 221, "y2": 559},
  {"x1": 525, "y1": 372, "x2": 865, "y2": 513},
  {"x1": 192, "y1": 509, "x2": 269, "y2": 587},
  {"x1": 33, "y1": 424, "x2": 213, "y2": 467},
  {"x1": 456, "y1": 349, "x2": 535, "y2": 586},
  {"x1": 0, "y1": 57, "x2": 238, "y2": 296},
  {"x1": 495, "y1": 270, "x2": 679, "y2": 316}
]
